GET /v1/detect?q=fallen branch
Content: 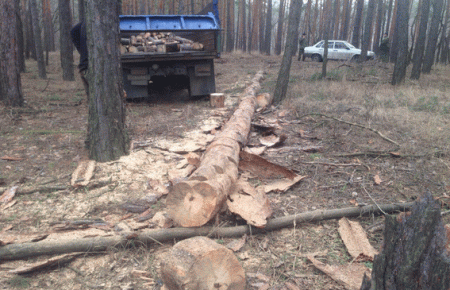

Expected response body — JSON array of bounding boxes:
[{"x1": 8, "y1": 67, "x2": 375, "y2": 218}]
[
  {"x1": 0, "y1": 179, "x2": 113, "y2": 196},
  {"x1": 0, "y1": 201, "x2": 414, "y2": 261},
  {"x1": 299, "y1": 113, "x2": 400, "y2": 148}
]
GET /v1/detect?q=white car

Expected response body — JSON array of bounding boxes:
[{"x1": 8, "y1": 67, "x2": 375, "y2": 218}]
[{"x1": 304, "y1": 40, "x2": 375, "y2": 62}]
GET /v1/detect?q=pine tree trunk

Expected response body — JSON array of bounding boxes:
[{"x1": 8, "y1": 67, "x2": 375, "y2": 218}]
[
  {"x1": 352, "y1": 0, "x2": 364, "y2": 47},
  {"x1": 389, "y1": 0, "x2": 399, "y2": 62},
  {"x1": 30, "y1": 0, "x2": 46, "y2": 79},
  {"x1": 333, "y1": 0, "x2": 341, "y2": 39},
  {"x1": 226, "y1": 0, "x2": 235, "y2": 52},
  {"x1": 341, "y1": 0, "x2": 351, "y2": 40},
  {"x1": 24, "y1": 1, "x2": 35, "y2": 60},
  {"x1": 16, "y1": 0, "x2": 25, "y2": 73},
  {"x1": 422, "y1": 0, "x2": 445, "y2": 73},
  {"x1": 410, "y1": 0, "x2": 430, "y2": 79},
  {"x1": 274, "y1": 0, "x2": 285, "y2": 55},
  {"x1": 59, "y1": 0, "x2": 74, "y2": 81},
  {"x1": 86, "y1": 0, "x2": 129, "y2": 162},
  {"x1": 0, "y1": 0, "x2": 24, "y2": 107},
  {"x1": 360, "y1": 0, "x2": 376, "y2": 61},
  {"x1": 321, "y1": 0, "x2": 332, "y2": 78},
  {"x1": 42, "y1": 0, "x2": 55, "y2": 52},
  {"x1": 391, "y1": 0, "x2": 409, "y2": 85},
  {"x1": 373, "y1": 0, "x2": 384, "y2": 54},
  {"x1": 273, "y1": 0, "x2": 302, "y2": 104},
  {"x1": 264, "y1": 0, "x2": 272, "y2": 55}
]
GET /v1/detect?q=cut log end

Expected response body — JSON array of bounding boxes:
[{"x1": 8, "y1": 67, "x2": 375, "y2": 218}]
[
  {"x1": 166, "y1": 182, "x2": 219, "y2": 227},
  {"x1": 161, "y1": 237, "x2": 246, "y2": 290}
]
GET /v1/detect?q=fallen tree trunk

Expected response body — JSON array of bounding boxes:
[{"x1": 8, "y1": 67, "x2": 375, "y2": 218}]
[
  {"x1": 166, "y1": 71, "x2": 265, "y2": 227},
  {"x1": 0, "y1": 201, "x2": 414, "y2": 261},
  {"x1": 160, "y1": 236, "x2": 245, "y2": 290}
]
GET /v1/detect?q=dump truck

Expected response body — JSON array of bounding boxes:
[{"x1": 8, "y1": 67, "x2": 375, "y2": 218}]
[{"x1": 119, "y1": 2, "x2": 220, "y2": 99}]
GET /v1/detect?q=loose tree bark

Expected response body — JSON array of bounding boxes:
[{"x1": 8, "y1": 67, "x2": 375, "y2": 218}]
[
  {"x1": 0, "y1": 0, "x2": 24, "y2": 107},
  {"x1": 166, "y1": 71, "x2": 264, "y2": 227},
  {"x1": 273, "y1": 0, "x2": 302, "y2": 103},
  {"x1": 0, "y1": 201, "x2": 415, "y2": 261},
  {"x1": 362, "y1": 192, "x2": 450, "y2": 290},
  {"x1": 160, "y1": 237, "x2": 246, "y2": 290},
  {"x1": 410, "y1": 0, "x2": 430, "y2": 80},
  {"x1": 391, "y1": 0, "x2": 409, "y2": 85},
  {"x1": 86, "y1": 0, "x2": 129, "y2": 162},
  {"x1": 59, "y1": 0, "x2": 75, "y2": 81},
  {"x1": 422, "y1": 0, "x2": 445, "y2": 73},
  {"x1": 30, "y1": 0, "x2": 47, "y2": 79}
]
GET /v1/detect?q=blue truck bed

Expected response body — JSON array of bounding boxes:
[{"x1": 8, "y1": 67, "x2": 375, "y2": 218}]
[{"x1": 119, "y1": 9, "x2": 221, "y2": 99}]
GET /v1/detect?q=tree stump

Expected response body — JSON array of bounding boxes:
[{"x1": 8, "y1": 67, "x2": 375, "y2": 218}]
[
  {"x1": 210, "y1": 93, "x2": 225, "y2": 108},
  {"x1": 160, "y1": 236, "x2": 246, "y2": 290},
  {"x1": 361, "y1": 191, "x2": 450, "y2": 290}
]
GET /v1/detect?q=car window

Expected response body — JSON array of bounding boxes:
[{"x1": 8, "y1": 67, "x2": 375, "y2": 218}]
[
  {"x1": 316, "y1": 41, "x2": 324, "y2": 48},
  {"x1": 328, "y1": 42, "x2": 334, "y2": 49},
  {"x1": 334, "y1": 42, "x2": 347, "y2": 49}
]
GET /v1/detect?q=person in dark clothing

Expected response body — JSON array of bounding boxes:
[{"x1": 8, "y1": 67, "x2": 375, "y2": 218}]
[
  {"x1": 298, "y1": 33, "x2": 307, "y2": 61},
  {"x1": 379, "y1": 33, "x2": 390, "y2": 63},
  {"x1": 70, "y1": 22, "x2": 89, "y2": 100}
]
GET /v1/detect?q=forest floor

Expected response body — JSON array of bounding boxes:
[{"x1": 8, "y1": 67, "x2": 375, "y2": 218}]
[{"x1": 1, "y1": 52, "x2": 450, "y2": 290}]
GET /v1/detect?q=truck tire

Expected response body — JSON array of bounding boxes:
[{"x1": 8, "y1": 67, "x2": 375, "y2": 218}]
[{"x1": 311, "y1": 54, "x2": 322, "y2": 62}]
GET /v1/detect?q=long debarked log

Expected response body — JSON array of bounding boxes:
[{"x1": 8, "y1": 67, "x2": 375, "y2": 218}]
[
  {"x1": 166, "y1": 71, "x2": 265, "y2": 227},
  {"x1": 0, "y1": 202, "x2": 414, "y2": 261}
]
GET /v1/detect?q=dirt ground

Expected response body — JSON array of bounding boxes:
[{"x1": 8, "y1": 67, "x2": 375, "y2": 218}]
[{"x1": 1, "y1": 52, "x2": 450, "y2": 290}]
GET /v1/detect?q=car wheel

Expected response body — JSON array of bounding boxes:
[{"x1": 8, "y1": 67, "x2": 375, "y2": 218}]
[
  {"x1": 351, "y1": 55, "x2": 360, "y2": 62},
  {"x1": 311, "y1": 54, "x2": 322, "y2": 62}
]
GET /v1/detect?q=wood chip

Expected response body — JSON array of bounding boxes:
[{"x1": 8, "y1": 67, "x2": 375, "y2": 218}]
[
  {"x1": 262, "y1": 175, "x2": 306, "y2": 194},
  {"x1": 227, "y1": 180, "x2": 272, "y2": 228},
  {"x1": 71, "y1": 160, "x2": 96, "y2": 186},
  {"x1": 307, "y1": 255, "x2": 371, "y2": 290},
  {"x1": 0, "y1": 186, "x2": 18, "y2": 204},
  {"x1": 338, "y1": 217, "x2": 378, "y2": 261}
]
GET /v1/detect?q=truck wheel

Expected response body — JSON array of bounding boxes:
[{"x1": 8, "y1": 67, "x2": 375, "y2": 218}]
[
  {"x1": 311, "y1": 54, "x2": 322, "y2": 62},
  {"x1": 351, "y1": 55, "x2": 360, "y2": 62}
]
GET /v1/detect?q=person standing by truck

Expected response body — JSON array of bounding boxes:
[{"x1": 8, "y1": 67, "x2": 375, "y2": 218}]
[
  {"x1": 298, "y1": 33, "x2": 307, "y2": 61},
  {"x1": 70, "y1": 22, "x2": 89, "y2": 100}
]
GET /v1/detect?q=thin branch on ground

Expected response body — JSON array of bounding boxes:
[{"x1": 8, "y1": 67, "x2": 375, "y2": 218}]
[
  {"x1": 0, "y1": 201, "x2": 415, "y2": 261},
  {"x1": 362, "y1": 186, "x2": 387, "y2": 215},
  {"x1": 298, "y1": 113, "x2": 400, "y2": 148}
]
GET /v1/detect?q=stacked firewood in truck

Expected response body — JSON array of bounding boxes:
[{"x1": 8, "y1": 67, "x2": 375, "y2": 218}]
[{"x1": 120, "y1": 32, "x2": 204, "y2": 54}]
